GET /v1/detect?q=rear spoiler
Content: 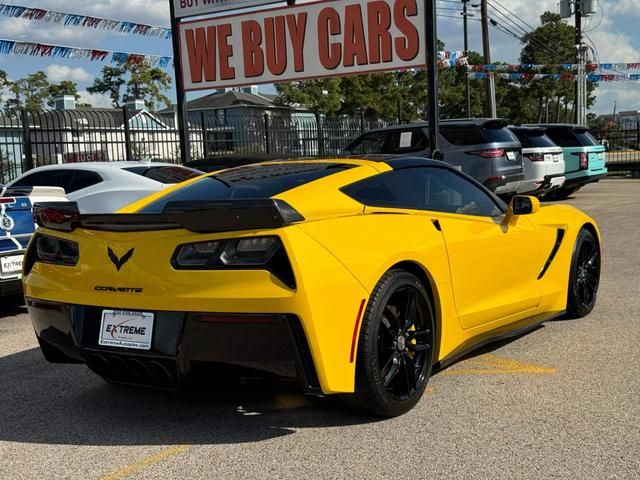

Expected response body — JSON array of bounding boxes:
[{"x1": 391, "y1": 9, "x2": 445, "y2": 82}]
[{"x1": 33, "y1": 199, "x2": 305, "y2": 234}]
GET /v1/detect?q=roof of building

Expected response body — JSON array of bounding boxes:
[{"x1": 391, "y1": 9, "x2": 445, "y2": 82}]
[{"x1": 159, "y1": 91, "x2": 302, "y2": 114}]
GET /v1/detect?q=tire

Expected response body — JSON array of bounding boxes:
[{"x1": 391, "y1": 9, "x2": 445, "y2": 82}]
[
  {"x1": 548, "y1": 186, "x2": 579, "y2": 201},
  {"x1": 344, "y1": 269, "x2": 435, "y2": 417},
  {"x1": 566, "y1": 228, "x2": 601, "y2": 318}
]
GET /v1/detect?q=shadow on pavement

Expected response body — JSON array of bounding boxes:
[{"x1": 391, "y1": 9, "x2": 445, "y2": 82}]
[
  {"x1": 0, "y1": 295, "x2": 26, "y2": 318},
  {"x1": 0, "y1": 348, "x2": 374, "y2": 446}
]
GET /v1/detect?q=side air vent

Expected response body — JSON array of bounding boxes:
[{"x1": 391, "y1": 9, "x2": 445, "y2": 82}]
[{"x1": 538, "y1": 229, "x2": 566, "y2": 280}]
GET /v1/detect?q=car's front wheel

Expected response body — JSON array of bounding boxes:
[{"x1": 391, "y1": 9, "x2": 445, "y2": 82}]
[
  {"x1": 567, "y1": 228, "x2": 601, "y2": 318},
  {"x1": 346, "y1": 269, "x2": 435, "y2": 417}
]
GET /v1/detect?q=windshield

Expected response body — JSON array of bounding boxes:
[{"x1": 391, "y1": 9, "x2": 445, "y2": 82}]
[
  {"x1": 545, "y1": 128, "x2": 600, "y2": 147},
  {"x1": 141, "y1": 162, "x2": 353, "y2": 213},
  {"x1": 512, "y1": 130, "x2": 557, "y2": 148}
]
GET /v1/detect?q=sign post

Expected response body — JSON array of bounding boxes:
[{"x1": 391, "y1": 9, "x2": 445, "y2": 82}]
[
  {"x1": 425, "y1": 0, "x2": 440, "y2": 157},
  {"x1": 169, "y1": 0, "x2": 190, "y2": 164},
  {"x1": 169, "y1": 0, "x2": 440, "y2": 160}
]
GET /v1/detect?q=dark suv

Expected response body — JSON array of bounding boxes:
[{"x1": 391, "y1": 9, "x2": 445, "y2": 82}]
[{"x1": 342, "y1": 118, "x2": 524, "y2": 194}]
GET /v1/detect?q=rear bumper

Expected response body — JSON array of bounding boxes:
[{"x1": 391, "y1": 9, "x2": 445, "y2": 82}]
[
  {"x1": 27, "y1": 298, "x2": 321, "y2": 394},
  {"x1": 564, "y1": 172, "x2": 607, "y2": 189},
  {"x1": 0, "y1": 278, "x2": 22, "y2": 296},
  {"x1": 490, "y1": 174, "x2": 526, "y2": 194}
]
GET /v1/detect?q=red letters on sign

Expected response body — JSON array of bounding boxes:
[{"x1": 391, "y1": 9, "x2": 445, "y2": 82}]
[
  {"x1": 318, "y1": 7, "x2": 342, "y2": 70},
  {"x1": 265, "y1": 16, "x2": 287, "y2": 76},
  {"x1": 286, "y1": 13, "x2": 307, "y2": 73},
  {"x1": 217, "y1": 23, "x2": 236, "y2": 80},
  {"x1": 343, "y1": 4, "x2": 368, "y2": 67},
  {"x1": 394, "y1": 0, "x2": 420, "y2": 61},
  {"x1": 186, "y1": 27, "x2": 216, "y2": 84},
  {"x1": 242, "y1": 20, "x2": 265, "y2": 78},
  {"x1": 367, "y1": 1, "x2": 392, "y2": 64}
]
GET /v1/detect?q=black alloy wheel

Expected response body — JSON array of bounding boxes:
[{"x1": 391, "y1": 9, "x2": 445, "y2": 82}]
[
  {"x1": 345, "y1": 269, "x2": 435, "y2": 417},
  {"x1": 567, "y1": 228, "x2": 601, "y2": 318}
]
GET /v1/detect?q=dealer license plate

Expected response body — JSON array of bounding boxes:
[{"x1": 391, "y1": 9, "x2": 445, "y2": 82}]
[
  {"x1": 506, "y1": 151, "x2": 517, "y2": 161},
  {"x1": 99, "y1": 310, "x2": 154, "y2": 350},
  {"x1": 0, "y1": 255, "x2": 23, "y2": 275}
]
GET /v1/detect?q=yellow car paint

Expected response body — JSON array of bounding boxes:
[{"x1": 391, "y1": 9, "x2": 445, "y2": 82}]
[{"x1": 23, "y1": 159, "x2": 600, "y2": 395}]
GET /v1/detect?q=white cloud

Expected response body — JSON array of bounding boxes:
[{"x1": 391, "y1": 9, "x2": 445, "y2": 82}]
[
  {"x1": 606, "y1": 0, "x2": 640, "y2": 18},
  {"x1": 0, "y1": 17, "x2": 101, "y2": 44},
  {"x1": 78, "y1": 90, "x2": 113, "y2": 108},
  {"x1": 45, "y1": 64, "x2": 93, "y2": 82},
  {"x1": 40, "y1": 0, "x2": 170, "y2": 25}
]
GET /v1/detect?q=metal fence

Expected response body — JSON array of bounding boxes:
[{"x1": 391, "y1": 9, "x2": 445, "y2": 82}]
[
  {"x1": 591, "y1": 121, "x2": 640, "y2": 176},
  {"x1": 0, "y1": 107, "x2": 392, "y2": 183}
]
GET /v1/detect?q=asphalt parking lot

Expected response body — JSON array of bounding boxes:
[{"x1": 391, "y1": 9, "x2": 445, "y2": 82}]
[{"x1": 1, "y1": 179, "x2": 639, "y2": 480}]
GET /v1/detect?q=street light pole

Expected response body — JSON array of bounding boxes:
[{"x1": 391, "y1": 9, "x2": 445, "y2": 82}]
[{"x1": 462, "y1": 0, "x2": 471, "y2": 117}]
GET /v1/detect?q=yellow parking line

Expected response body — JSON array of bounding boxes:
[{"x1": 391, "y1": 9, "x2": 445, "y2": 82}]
[
  {"x1": 440, "y1": 353, "x2": 557, "y2": 377},
  {"x1": 98, "y1": 445, "x2": 191, "y2": 480}
]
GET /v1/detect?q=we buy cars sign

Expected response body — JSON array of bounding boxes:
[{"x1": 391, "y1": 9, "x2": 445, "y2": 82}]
[{"x1": 178, "y1": 0, "x2": 426, "y2": 91}]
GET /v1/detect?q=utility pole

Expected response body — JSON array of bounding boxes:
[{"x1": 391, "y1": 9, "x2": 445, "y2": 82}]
[
  {"x1": 574, "y1": 0, "x2": 587, "y2": 125},
  {"x1": 480, "y1": 0, "x2": 497, "y2": 118},
  {"x1": 462, "y1": 0, "x2": 471, "y2": 117},
  {"x1": 425, "y1": 0, "x2": 440, "y2": 156}
]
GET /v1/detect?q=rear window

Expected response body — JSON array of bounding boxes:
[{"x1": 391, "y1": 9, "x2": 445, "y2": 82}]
[
  {"x1": 141, "y1": 163, "x2": 353, "y2": 213},
  {"x1": 545, "y1": 128, "x2": 600, "y2": 147},
  {"x1": 123, "y1": 166, "x2": 201, "y2": 184},
  {"x1": 440, "y1": 125, "x2": 517, "y2": 146},
  {"x1": 511, "y1": 130, "x2": 557, "y2": 148},
  {"x1": 345, "y1": 128, "x2": 428, "y2": 154}
]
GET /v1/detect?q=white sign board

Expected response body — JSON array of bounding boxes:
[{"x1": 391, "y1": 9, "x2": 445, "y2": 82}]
[
  {"x1": 178, "y1": 0, "x2": 426, "y2": 91},
  {"x1": 174, "y1": 0, "x2": 283, "y2": 19}
]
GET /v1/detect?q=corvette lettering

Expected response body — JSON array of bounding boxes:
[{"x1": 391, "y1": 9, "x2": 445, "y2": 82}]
[
  {"x1": 179, "y1": 0, "x2": 425, "y2": 91},
  {"x1": 95, "y1": 286, "x2": 144, "y2": 293}
]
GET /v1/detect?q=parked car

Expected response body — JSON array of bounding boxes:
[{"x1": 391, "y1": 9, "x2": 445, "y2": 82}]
[
  {"x1": 0, "y1": 185, "x2": 66, "y2": 296},
  {"x1": 508, "y1": 126, "x2": 566, "y2": 195},
  {"x1": 342, "y1": 118, "x2": 525, "y2": 195},
  {"x1": 5, "y1": 162, "x2": 203, "y2": 213},
  {"x1": 524, "y1": 124, "x2": 607, "y2": 199},
  {"x1": 25, "y1": 157, "x2": 601, "y2": 417}
]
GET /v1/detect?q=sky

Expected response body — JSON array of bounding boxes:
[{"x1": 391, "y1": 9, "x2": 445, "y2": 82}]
[{"x1": 0, "y1": 0, "x2": 638, "y2": 114}]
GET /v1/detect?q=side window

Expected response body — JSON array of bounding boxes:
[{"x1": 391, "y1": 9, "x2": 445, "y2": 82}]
[
  {"x1": 68, "y1": 171, "x2": 103, "y2": 193},
  {"x1": 386, "y1": 129, "x2": 429, "y2": 154},
  {"x1": 341, "y1": 170, "x2": 422, "y2": 209},
  {"x1": 12, "y1": 170, "x2": 74, "y2": 192},
  {"x1": 420, "y1": 168, "x2": 504, "y2": 217},
  {"x1": 343, "y1": 167, "x2": 504, "y2": 217},
  {"x1": 345, "y1": 132, "x2": 388, "y2": 154}
]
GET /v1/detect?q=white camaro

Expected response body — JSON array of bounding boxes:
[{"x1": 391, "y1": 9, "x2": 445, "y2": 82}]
[{"x1": 6, "y1": 162, "x2": 203, "y2": 213}]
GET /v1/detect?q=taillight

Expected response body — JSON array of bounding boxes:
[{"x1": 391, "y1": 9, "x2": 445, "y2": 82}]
[
  {"x1": 29, "y1": 234, "x2": 79, "y2": 270},
  {"x1": 0, "y1": 197, "x2": 16, "y2": 204},
  {"x1": 172, "y1": 236, "x2": 295, "y2": 288},
  {"x1": 471, "y1": 149, "x2": 505, "y2": 158},
  {"x1": 573, "y1": 152, "x2": 588, "y2": 170},
  {"x1": 526, "y1": 153, "x2": 545, "y2": 162}
]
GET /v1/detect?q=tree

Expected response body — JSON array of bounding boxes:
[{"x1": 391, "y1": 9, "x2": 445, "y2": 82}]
[
  {"x1": 47, "y1": 80, "x2": 83, "y2": 107},
  {"x1": 515, "y1": 11, "x2": 597, "y2": 123},
  {"x1": 87, "y1": 66, "x2": 126, "y2": 107},
  {"x1": 4, "y1": 71, "x2": 50, "y2": 114},
  {"x1": 88, "y1": 63, "x2": 172, "y2": 111},
  {"x1": 0, "y1": 69, "x2": 8, "y2": 106}
]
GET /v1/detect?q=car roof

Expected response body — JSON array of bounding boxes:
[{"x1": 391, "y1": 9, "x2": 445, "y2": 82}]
[
  {"x1": 524, "y1": 123, "x2": 588, "y2": 129},
  {"x1": 22, "y1": 161, "x2": 186, "y2": 173},
  {"x1": 359, "y1": 118, "x2": 511, "y2": 134}
]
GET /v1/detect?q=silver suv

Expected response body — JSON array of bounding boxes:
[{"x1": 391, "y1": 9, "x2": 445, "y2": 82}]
[{"x1": 342, "y1": 118, "x2": 525, "y2": 195}]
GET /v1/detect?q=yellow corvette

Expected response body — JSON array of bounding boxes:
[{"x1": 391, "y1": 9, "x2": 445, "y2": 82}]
[{"x1": 24, "y1": 157, "x2": 601, "y2": 417}]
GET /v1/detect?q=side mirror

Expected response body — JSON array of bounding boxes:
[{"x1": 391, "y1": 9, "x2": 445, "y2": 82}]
[
  {"x1": 504, "y1": 195, "x2": 540, "y2": 224},
  {"x1": 511, "y1": 195, "x2": 540, "y2": 215}
]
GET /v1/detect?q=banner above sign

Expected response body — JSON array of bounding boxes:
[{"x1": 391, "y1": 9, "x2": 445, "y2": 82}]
[
  {"x1": 178, "y1": 0, "x2": 426, "y2": 91},
  {"x1": 173, "y1": 0, "x2": 283, "y2": 19}
]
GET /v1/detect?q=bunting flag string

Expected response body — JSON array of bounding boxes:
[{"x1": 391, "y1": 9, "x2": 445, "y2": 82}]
[
  {"x1": 467, "y1": 72, "x2": 640, "y2": 82},
  {"x1": 0, "y1": 3, "x2": 172, "y2": 39},
  {"x1": 463, "y1": 63, "x2": 640, "y2": 72},
  {"x1": 0, "y1": 38, "x2": 173, "y2": 68},
  {"x1": 438, "y1": 50, "x2": 468, "y2": 69}
]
